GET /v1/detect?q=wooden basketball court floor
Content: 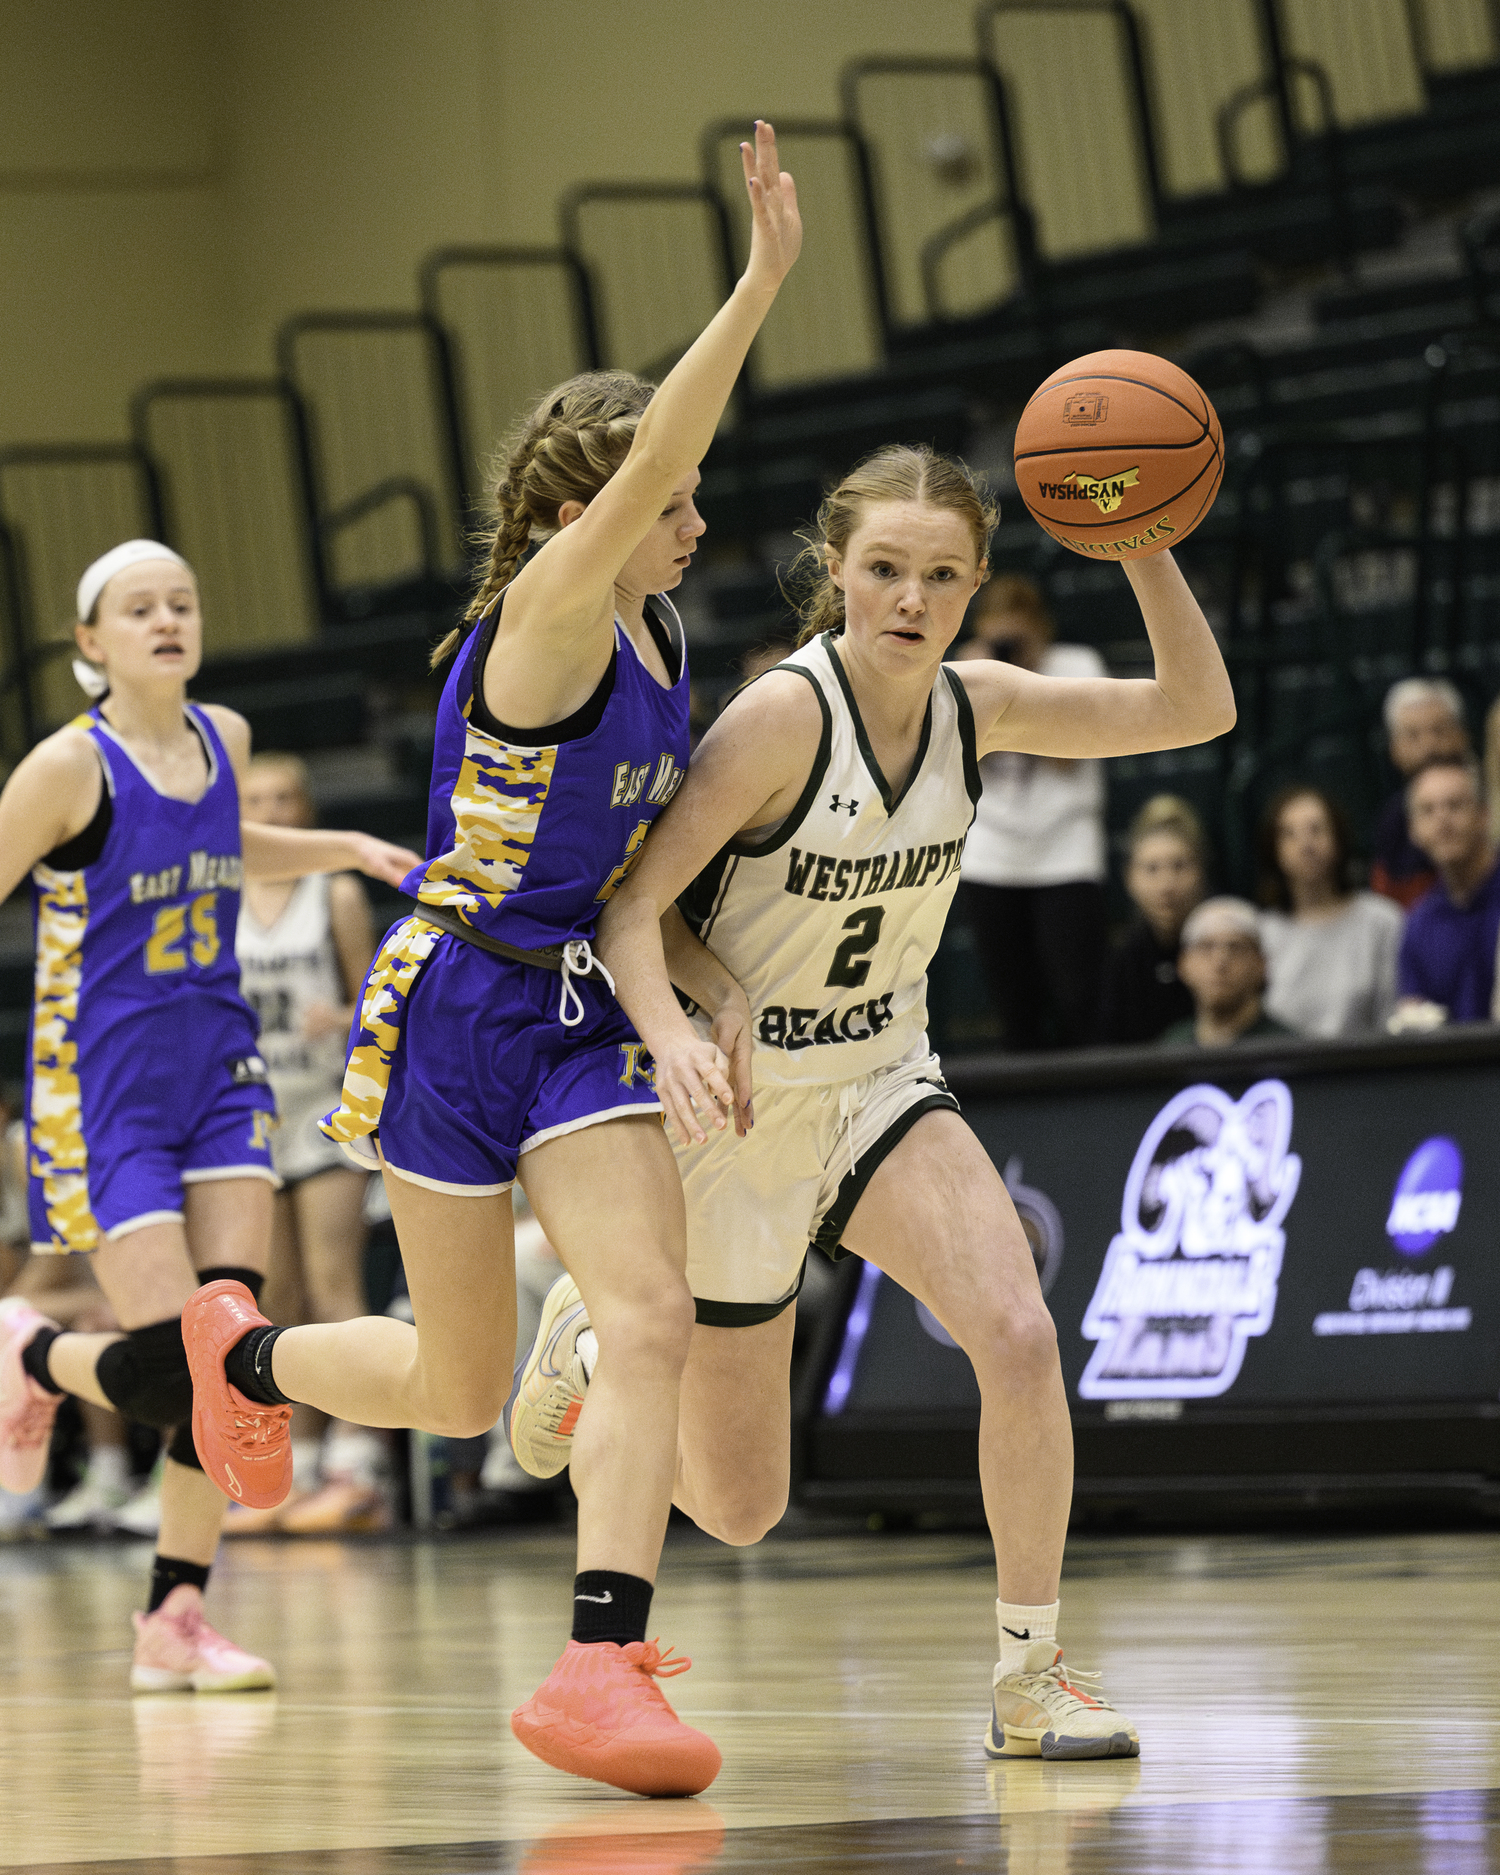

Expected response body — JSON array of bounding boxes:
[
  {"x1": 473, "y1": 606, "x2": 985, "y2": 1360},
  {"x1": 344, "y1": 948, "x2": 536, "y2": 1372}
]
[{"x1": 1, "y1": 1522, "x2": 1497, "y2": 1873}]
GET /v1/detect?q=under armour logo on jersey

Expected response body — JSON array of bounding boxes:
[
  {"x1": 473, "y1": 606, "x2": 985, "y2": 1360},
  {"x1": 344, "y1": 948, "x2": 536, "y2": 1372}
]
[{"x1": 829, "y1": 794, "x2": 859, "y2": 816}]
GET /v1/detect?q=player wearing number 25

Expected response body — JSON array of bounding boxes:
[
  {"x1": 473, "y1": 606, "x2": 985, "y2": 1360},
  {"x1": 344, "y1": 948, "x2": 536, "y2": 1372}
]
[{"x1": 0, "y1": 538, "x2": 416, "y2": 1692}]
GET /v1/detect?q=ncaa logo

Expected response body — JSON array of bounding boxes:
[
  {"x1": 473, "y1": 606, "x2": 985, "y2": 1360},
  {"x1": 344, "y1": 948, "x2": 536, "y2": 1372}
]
[{"x1": 1385, "y1": 1136, "x2": 1462, "y2": 1257}]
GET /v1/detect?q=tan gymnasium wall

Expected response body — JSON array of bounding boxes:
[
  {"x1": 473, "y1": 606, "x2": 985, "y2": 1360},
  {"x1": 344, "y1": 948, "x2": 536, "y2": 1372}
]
[
  {"x1": 0, "y1": 0, "x2": 231, "y2": 444},
  {"x1": 3, "y1": 0, "x2": 981, "y2": 446}
]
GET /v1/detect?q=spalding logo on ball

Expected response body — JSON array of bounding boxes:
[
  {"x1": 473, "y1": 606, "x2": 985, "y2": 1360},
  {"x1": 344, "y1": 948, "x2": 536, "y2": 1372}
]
[{"x1": 1015, "y1": 349, "x2": 1224, "y2": 560}]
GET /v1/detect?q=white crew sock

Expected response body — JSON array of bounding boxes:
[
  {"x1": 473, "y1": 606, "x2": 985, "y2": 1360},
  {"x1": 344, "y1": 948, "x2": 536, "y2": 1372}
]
[
  {"x1": 576, "y1": 1328, "x2": 598, "y2": 1384},
  {"x1": 88, "y1": 1445, "x2": 130, "y2": 1493},
  {"x1": 997, "y1": 1598, "x2": 1059, "y2": 1678},
  {"x1": 322, "y1": 1429, "x2": 385, "y2": 1486},
  {"x1": 290, "y1": 1438, "x2": 322, "y2": 1494}
]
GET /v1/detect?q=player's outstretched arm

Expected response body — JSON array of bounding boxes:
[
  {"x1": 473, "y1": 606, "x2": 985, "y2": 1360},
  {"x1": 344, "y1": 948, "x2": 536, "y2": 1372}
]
[
  {"x1": 202, "y1": 703, "x2": 422, "y2": 886},
  {"x1": 501, "y1": 121, "x2": 802, "y2": 652},
  {"x1": 241, "y1": 823, "x2": 421, "y2": 889},
  {"x1": 961, "y1": 550, "x2": 1236, "y2": 759},
  {"x1": 597, "y1": 671, "x2": 821, "y2": 1146}
]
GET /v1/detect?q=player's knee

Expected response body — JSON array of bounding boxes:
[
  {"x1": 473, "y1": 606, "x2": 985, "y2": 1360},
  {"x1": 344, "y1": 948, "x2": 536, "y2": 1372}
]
[
  {"x1": 959, "y1": 1294, "x2": 1058, "y2": 1379},
  {"x1": 698, "y1": 1483, "x2": 787, "y2": 1547},
  {"x1": 598, "y1": 1275, "x2": 696, "y2": 1372},
  {"x1": 421, "y1": 1374, "x2": 508, "y2": 1440},
  {"x1": 95, "y1": 1318, "x2": 193, "y2": 1430}
]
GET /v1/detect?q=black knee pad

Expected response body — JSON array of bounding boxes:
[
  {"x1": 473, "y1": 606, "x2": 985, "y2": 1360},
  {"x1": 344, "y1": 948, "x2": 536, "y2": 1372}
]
[
  {"x1": 165, "y1": 1421, "x2": 202, "y2": 1470},
  {"x1": 197, "y1": 1266, "x2": 264, "y2": 1303},
  {"x1": 96, "y1": 1318, "x2": 193, "y2": 1431}
]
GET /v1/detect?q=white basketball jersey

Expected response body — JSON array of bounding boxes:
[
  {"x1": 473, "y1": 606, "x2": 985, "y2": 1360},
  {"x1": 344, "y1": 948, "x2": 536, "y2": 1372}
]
[
  {"x1": 235, "y1": 873, "x2": 347, "y2": 1105},
  {"x1": 681, "y1": 632, "x2": 980, "y2": 1088}
]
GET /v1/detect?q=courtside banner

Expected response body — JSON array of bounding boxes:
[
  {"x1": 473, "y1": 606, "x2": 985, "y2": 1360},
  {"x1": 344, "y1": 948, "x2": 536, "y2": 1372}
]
[{"x1": 821, "y1": 1028, "x2": 1500, "y2": 1421}]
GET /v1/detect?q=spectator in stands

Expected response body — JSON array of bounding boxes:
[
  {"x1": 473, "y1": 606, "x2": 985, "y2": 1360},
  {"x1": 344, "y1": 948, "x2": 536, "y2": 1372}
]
[
  {"x1": 957, "y1": 575, "x2": 1107, "y2": 1049},
  {"x1": 1256, "y1": 785, "x2": 1402, "y2": 1037},
  {"x1": 1394, "y1": 755, "x2": 1500, "y2": 1026},
  {"x1": 1099, "y1": 795, "x2": 1207, "y2": 1044},
  {"x1": 1161, "y1": 898, "x2": 1294, "y2": 1047},
  {"x1": 1483, "y1": 692, "x2": 1500, "y2": 840},
  {"x1": 1372, "y1": 678, "x2": 1469, "y2": 908}
]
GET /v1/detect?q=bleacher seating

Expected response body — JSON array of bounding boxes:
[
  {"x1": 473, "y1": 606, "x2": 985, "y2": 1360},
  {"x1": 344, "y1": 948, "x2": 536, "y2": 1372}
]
[{"x1": 2, "y1": 0, "x2": 1500, "y2": 957}]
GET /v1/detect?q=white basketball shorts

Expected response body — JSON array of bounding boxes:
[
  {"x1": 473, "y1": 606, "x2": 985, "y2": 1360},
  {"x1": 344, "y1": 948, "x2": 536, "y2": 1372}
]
[{"x1": 678, "y1": 1039, "x2": 959, "y2": 1326}]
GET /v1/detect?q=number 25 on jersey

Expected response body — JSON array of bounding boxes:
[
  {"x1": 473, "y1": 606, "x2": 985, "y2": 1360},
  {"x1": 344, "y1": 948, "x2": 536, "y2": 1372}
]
[{"x1": 144, "y1": 892, "x2": 221, "y2": 975}]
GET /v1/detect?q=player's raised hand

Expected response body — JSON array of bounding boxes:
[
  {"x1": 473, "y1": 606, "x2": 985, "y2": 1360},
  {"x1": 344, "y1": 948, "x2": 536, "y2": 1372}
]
[{"x1": 741, "y1": 120, "x2": 801, "y2": 291}]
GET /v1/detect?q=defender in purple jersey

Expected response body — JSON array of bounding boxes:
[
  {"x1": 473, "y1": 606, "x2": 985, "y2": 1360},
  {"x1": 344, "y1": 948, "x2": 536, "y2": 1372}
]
[
  {"x1": 0, "y1": 539, "x2": 417, "y2": 1693},
  {"x1": 188, "y1": 120, "x2": 803, "y2": 1796}
]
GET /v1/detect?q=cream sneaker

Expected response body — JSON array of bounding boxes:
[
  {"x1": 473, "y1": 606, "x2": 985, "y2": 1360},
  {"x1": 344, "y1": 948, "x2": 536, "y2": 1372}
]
[
  {"x1": 985, "y1": 1641, "x2": 1139, "y2": 1761},
  {"x1": 506, "y1": 1274, "x2": 592, "y2": 1480}
]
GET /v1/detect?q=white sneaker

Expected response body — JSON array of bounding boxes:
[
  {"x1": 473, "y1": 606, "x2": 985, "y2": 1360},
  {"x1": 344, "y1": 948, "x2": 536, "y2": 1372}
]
[
  {"x1": 985, "y1": 1641, "x2": 1140, "y2": 1761},
  {"x1": 111, "y1": 1458, "x2": 164, "y2": 1537},
  {"x1": 0, "y1": 1483, "x2": 48, "y2": 1538},
  {"x1": 506, "y1": 1274, "x2": 592, "y2": 1479},
  {"x1": 46, "y1": 1461, "x2": 131, "y2": 1531}
]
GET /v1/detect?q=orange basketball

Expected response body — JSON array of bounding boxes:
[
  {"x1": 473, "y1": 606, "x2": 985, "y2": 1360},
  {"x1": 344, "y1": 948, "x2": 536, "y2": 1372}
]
[{"x1": 1013, "y1": 350, "x2": 1223, "y2": 560}]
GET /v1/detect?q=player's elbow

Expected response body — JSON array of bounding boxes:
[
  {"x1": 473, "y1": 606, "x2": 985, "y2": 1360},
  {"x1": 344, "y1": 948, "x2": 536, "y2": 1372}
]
[{"x1": 1203, "y1": 692, "x2": 1237, "y2": 739}]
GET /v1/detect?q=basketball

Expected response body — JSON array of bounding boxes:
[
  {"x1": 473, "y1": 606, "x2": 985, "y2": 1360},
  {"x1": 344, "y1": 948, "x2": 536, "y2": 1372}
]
[{"x1": 1013, "y1": 349, "x2": 1224, "y2": 560}]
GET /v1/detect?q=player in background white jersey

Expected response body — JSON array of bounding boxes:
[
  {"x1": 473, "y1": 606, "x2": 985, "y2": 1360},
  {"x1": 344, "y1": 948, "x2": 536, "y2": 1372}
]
[
  {"x1": 512, "y1": 443, "x2": 1235, "y2": 1762},
  {"x1": 231, "y1": 754, "x2": 386, "y2": 1532}
]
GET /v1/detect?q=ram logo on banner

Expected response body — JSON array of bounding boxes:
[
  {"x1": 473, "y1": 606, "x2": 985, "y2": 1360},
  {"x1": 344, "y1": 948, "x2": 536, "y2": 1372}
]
[{"x1": 1079, "y1": 1081, "x2": 1301, "y2": 1399}]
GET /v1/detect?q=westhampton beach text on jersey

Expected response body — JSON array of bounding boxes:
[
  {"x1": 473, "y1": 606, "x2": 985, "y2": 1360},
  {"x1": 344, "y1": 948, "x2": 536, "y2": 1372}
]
[{"x1": 782, "y1": 839, "x2": 967, "y2": 903}]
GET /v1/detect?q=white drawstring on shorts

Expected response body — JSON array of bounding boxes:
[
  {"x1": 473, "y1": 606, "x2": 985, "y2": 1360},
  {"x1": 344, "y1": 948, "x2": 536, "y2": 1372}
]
[
  {"x1": 559, "y1": 939, "x2": 615, "y2": 1028},
  {"x1": 836, "y1": 1080, "x2": 869, "y2": 1185}
]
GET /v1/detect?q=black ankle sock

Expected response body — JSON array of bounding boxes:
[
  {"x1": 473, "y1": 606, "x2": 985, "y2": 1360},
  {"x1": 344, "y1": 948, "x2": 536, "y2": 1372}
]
[
  {"x1": 20, "y1": 1326, "x2": 64, "y2": 1396},
  {"x1": 198, "y1": 1266, "x2": 265, "y2": 1303},
  {"x1": 148, "y1": 1555, "x2": 210, "y2": 1614},
  {"x1": 571, "y1": 1570, "x2": 654, "y2": 1646},
  {"x1": 223, "y1": 1326, "x2": 292, "y2": 1406}
]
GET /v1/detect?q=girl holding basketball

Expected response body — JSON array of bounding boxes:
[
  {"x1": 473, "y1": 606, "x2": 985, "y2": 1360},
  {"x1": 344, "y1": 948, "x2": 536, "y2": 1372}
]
[
  {"x1": 185, "y1": 122, "x2": 800, "y2": 1796},
  {"x1": 512, "y1": 431, "x2": 1234, "y2": 1763}
]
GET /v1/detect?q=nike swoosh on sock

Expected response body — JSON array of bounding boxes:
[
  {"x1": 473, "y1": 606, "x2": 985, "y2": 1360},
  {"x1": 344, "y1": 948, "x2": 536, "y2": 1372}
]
[
  {"x1": 1002, "y1": 1626, "x2": 1031, "y2": 1639},
  {"x1": 574, "y1": 1591, "x2": 613, "y2": 1604}
]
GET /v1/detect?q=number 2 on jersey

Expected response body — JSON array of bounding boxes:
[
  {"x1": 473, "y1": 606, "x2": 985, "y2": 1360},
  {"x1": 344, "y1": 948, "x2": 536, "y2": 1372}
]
[
  {"x1": 825, "y1": 905, "x2": 885, "y2": 988},
  {"x1": 144, "y1": 892, "x2": 220, "y2": 974}
]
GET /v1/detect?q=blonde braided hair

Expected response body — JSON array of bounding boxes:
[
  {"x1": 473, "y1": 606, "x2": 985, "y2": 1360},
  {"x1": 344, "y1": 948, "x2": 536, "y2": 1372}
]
[
  {"x1": 788, "y1": 444, "x2": 997, "y2": 646},
  {"x1": 432, "y1": 370, "x2": 656, "y2": 668}
]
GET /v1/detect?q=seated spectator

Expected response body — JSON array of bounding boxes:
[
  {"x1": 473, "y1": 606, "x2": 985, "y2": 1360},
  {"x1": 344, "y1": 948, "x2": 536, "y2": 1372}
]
[
  {"x1": 1372, "y1": 678, "x2": 1469, "y2": 907},
  {"x1": 957, "y1": 575, "x2": 1107, "y2": 1049},
  {"x1": 1484, "y1": 690, "x2": 1500, "y2": 839},
  {"x1": 1395, "y1": 755, "x2": 1500, "y2": 1024},
  {"x1": 1256, "y1": 785, "x2": 1402, "y2": 1037},
  {"x1": 1100, "y1": 795, "x2": 1207, "y2": 1043},
  {"x1": 1160, "y1": 898, "x2": 1295, "y2": 1047}
]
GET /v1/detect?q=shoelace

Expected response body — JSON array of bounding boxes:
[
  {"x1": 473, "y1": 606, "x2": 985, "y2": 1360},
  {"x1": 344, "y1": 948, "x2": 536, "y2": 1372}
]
[
  {"x1": 623, "y1": 1639, "x2": 692, "y2": 1680},
  {"x1": 559, "y1": 940, "x2": 615, "y2": 1028},
  {"x1": 13, "y1": 1396, "x2": 57, "y2": 1442},
  {"x1": 1021, "y1": 1659, "x2": 1109, "y2": 1712},
  {"x1": 226, "y1": 1401, "x2": 292, "y2": 1457}
]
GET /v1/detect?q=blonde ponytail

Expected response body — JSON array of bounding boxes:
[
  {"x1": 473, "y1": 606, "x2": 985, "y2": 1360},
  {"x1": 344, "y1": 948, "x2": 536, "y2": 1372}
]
[{"x1": 432, "y1": 370, "x2": 656, "y2": 670}]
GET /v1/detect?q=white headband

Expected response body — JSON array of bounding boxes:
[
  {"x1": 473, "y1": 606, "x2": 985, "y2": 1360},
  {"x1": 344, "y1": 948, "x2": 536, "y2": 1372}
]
[{"x1": 76, "y1": 539, "x2": 190, "y2": 623}]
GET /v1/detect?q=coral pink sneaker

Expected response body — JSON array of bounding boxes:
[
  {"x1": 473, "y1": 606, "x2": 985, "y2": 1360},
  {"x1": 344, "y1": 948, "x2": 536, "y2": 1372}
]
[
  {"x1": 130, "y1": 1584, "x2": 276, "y2": 1693},
  {"x1": 182, "y1": 1280, "x2": 292, "y2": 1509},
  {"x1": 0, "y1": 1298, "x2": 63, "y2": 1495},
  {"x1": 512, "y1": 1638, "x2": 721, "y2": 1796}
]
